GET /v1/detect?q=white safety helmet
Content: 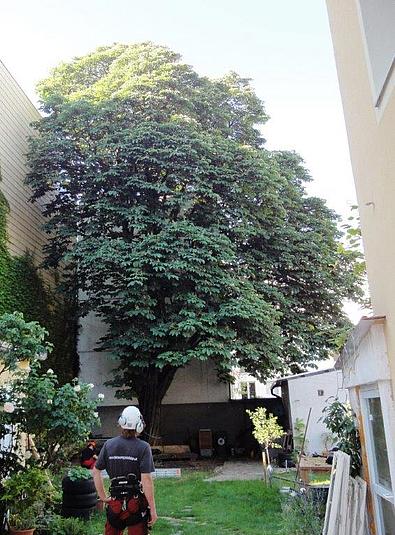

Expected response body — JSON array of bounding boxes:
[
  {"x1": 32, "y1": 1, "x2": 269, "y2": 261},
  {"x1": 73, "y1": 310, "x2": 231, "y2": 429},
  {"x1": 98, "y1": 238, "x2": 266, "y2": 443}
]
[{"x1": 118, "y1": 406, "x2": 145, "y2": 433}]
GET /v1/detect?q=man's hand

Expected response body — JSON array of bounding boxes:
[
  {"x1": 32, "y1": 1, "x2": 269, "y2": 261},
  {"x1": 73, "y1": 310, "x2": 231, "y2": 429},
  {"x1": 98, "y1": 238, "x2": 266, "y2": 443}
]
[
  {"x1": 93, "y1": 467, "x2": 111, "y2": 504},
  {"x1": 148, "y1": 510, "x2": 158, "y2": 527},
  {"x1": 141, "y1": 473, "x2": 157, "y2": 528}
]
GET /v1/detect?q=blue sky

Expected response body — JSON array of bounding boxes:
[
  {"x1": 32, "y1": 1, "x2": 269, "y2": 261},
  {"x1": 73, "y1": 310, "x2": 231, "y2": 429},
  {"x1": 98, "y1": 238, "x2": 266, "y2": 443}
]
[{"x1": 1, "y1": 0, "x2": 356, "y2": 218}]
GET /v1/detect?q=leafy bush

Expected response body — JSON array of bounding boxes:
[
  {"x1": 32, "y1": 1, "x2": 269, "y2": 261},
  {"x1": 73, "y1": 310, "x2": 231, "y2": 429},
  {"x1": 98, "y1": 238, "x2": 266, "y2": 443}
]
[
  {"x1": 321, "y1": 398, "x2": 361, "y2": 476},
  {"x1": 1, "y1": 467, "x2": 55, "y2": 507},
  {"x1": 293, "y1": 417, "x2": 309, "y2": 454},
  {"x1": 67, "y1": 466, "x2": 92, "y2": 481},
  {"x1": 281, "y1": 492, "x2": 325, "y2": 535},
  {"x1": 0, "y1": 312, "x2": 102, "y2": 474},
  {"x1": 47, "y1": 515, "x2": 89, "y2": 535},
  {"x1": 8, "y1": 506, "x2": 39, "y2": 530},
  {"x1": 1, "y1": 467, "x2": 56, "y2": 530}
]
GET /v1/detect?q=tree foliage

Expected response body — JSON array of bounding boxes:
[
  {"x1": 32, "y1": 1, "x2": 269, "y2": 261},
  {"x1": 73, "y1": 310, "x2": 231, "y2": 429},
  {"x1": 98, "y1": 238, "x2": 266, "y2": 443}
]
[
  {"x1": 27, "y1": 43, "x2": 363, "y2": 435},
  {"x1": 247, "y1": 407, "x2": 283, "y2": 449}
]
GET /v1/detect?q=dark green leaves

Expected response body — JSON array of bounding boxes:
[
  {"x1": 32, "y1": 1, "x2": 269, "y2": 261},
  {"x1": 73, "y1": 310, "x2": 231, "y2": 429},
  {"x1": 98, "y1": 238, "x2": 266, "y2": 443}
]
[{"x1": 27, "y1": 43, "x2": 363, "y2": 403}]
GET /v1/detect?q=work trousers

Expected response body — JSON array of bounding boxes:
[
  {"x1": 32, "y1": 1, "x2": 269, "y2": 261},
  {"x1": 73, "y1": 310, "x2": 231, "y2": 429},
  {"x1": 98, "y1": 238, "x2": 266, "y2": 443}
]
[{"x1": 104, "y1": 496, "x2": 149, "y2": 535}]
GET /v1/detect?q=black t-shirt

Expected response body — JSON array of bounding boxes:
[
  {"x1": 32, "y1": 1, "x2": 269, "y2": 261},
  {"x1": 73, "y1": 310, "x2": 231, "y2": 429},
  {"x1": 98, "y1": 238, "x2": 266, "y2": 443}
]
[
  {"x1": 95, "y1": 436, "x2": 155, "y2": 480},
  {"x1": 81, "y1": 447, "x2": 95, "y2": 462}
]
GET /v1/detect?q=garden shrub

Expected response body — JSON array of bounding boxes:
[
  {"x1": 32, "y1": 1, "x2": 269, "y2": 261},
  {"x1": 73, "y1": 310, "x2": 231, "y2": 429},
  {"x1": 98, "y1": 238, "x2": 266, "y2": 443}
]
[
  {"x1": 0, "y1": 312, "x2": 102, "y2": 476},
  {"x1": 46, "y1": 515, "x2": 89, "y2": 535},
  {"x1": 280, "y1": 492, "x2": 325, "y2": 535},
  {"x1": 321, "y1": 398, "x2": 362, "y2": 476}
]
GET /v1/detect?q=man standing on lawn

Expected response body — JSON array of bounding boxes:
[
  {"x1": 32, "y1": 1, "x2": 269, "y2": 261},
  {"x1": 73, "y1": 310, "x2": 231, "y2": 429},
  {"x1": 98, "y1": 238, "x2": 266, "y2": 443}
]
[{"x1": 93, "y1": 406, "x2": 158, "y2": 535}]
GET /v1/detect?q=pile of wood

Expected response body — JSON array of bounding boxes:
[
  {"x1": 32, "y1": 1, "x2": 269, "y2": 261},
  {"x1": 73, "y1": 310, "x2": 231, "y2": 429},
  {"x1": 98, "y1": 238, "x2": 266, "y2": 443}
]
[
  {"x1": 323, "y1": 451, "x2": 367, "y2": 535},
  {"x1": 152, "y1": 444, "x2": 195, "y2": 461}
]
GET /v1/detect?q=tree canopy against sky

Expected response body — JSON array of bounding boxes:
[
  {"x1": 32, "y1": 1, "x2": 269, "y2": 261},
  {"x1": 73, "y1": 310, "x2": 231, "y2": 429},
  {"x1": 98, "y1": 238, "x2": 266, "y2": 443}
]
[{"x1": 27, "y1": 43, "x2": 362, "y2": 437}]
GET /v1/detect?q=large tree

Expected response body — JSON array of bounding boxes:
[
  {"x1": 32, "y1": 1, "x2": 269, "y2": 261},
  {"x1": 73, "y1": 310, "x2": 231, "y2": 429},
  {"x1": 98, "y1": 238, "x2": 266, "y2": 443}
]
[{"x1": 27, "y1": 43, "x2": 362, "y2": 438}]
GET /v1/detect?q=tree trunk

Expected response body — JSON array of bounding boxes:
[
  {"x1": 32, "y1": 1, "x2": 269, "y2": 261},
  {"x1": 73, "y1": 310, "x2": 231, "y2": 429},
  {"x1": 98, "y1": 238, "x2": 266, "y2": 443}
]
[
  {"x1": 136, "y1": 365, "x2": 178, "y2": 446},
  {"x1": 261, "y1": 449, "x2": 268, "y2": 484}
]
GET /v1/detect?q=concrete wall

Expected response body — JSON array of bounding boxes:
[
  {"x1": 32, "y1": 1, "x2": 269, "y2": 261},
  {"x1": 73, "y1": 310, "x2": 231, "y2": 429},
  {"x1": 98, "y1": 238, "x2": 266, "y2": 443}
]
[
  {"x1": 326, "y1": 0, "x2": 395, "y2": 391},
  {"x1": 96, "y1": 398, "x2": 286, "y2": 450},
  {"x1": 78, "y1": 311, "x2": 230, "y2": 407},
  {"x1": 0, "y1": 61, "x2": 47, "y2": 264}
]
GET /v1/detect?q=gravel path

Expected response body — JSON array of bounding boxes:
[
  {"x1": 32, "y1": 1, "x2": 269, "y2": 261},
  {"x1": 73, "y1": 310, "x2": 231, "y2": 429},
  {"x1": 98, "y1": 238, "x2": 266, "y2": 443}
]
[{"x1": 205, "y1": 460, "x2": 264, "y2": 481}]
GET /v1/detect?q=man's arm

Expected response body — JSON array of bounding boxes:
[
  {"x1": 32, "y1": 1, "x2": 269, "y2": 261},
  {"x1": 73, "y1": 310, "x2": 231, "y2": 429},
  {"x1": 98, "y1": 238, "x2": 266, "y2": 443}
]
[
  {"x1": 92, "y1": 466, "x2": 111, "y2": 502},
  {"x1": 141, "y1": 473, "x2": 158, "y2": 527}
]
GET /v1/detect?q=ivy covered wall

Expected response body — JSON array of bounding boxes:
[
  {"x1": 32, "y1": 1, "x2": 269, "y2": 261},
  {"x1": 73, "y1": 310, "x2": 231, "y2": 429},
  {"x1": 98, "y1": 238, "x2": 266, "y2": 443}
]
[{"x1": 0, "y1": 186, "x2": 78, "y2": 382}]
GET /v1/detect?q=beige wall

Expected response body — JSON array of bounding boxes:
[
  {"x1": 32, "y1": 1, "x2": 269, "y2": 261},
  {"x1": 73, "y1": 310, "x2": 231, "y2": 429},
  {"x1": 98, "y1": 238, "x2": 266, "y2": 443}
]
[
  {"x1": 326, "y1": 0, "x2": 395, "y2": 388},
  {"x1": 0, "y1": 61, "x2": 47, "y2": 264}
]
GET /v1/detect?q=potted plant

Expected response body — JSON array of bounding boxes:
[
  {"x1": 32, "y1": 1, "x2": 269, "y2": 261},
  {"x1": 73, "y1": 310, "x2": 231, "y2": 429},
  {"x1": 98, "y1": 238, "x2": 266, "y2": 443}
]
[
  {"x1": 1, "y1": 467, "x2": 54, "y2": 534},
  {"x1": 8, "y1": 507, "x2": 39, "y2": 535},
  {"x1": 61, "y1": 466, "x2": 97, "y2": 519}
]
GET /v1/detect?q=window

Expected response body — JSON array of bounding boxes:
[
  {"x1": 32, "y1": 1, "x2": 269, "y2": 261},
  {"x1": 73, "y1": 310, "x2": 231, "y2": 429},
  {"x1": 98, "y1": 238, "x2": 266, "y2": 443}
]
[
  {"x1": 240, "y1": 382, "x2": 248, "y2": 400},
  {"x1": 359, "y1": 0, "x2": 395, "y2": 106},
  {"x1": 248, "y1": 382, "x2": 256, "y2": 399},
  {"x1": 361, "y1": 386, "x2": 395, "y2": 534}
]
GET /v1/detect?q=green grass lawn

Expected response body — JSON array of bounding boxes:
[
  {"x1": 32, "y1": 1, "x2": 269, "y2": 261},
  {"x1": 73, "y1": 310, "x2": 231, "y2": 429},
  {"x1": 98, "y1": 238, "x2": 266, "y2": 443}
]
[{"x1": 86, "y1": 472, "x2": 285, "y2": 535}]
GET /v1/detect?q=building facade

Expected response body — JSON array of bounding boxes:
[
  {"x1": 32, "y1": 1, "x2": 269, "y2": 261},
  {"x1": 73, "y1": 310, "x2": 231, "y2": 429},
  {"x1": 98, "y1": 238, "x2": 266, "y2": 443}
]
[
  {"x1": 326, "y1": 1, "x2": 395, "y2": 533},
  {"x1": 0, "y1": 61, "x2": 45, "y2": 263}
]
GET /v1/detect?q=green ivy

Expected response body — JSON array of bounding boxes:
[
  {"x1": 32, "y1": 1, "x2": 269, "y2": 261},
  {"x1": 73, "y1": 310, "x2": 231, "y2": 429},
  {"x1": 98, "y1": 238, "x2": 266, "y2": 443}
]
[{"x1": 0, "y1": 184, "x2": 78, "y2": 382}]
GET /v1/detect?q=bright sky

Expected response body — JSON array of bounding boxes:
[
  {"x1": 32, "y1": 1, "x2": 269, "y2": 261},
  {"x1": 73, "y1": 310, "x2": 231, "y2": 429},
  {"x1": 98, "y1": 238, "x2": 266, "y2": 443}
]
[{"x1": 1, "y1": 0, "x2": 365, "y2": 321}]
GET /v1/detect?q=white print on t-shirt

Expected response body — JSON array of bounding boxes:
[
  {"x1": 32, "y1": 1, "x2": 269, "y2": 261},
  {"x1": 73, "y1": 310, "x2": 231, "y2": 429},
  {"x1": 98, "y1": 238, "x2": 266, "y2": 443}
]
[{"x1": 109, "y1": 455, "x2": 138, "y2": 461}]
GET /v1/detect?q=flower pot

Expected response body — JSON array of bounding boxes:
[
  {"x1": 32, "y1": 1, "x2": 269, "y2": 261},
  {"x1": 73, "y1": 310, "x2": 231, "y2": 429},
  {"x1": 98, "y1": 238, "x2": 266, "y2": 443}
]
[{"x1": 10, "y1": 528, "x2": 35, "y2": 535}]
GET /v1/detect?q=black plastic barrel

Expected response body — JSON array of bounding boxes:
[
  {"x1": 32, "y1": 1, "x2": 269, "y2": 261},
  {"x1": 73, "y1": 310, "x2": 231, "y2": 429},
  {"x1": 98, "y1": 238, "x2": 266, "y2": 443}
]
[{"x1": 61, "y1": 476, "x2": 97, "y2": 520}]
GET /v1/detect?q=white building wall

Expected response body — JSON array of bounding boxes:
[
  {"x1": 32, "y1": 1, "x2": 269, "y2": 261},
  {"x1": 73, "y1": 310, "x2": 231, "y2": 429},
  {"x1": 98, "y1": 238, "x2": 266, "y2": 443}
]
[
  {"x1": 287, "y1": 369, "x2": 347, "y2": 455},
  {"x1": 0, "y1": 61, "x2": 48, "y2": 265},
  {"x1": 230, "y1": 370, "x2": 274, "y2": 399}
]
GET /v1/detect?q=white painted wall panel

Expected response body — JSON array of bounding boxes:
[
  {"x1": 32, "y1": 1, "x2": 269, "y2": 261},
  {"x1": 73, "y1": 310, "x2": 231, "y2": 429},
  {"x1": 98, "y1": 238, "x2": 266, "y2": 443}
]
[
  {"x1": 0, "y1": 61, "x2": 48, "y2": 263},
  {"x1": 288, "y1": 369, "x2": 347, "y2": 455}
]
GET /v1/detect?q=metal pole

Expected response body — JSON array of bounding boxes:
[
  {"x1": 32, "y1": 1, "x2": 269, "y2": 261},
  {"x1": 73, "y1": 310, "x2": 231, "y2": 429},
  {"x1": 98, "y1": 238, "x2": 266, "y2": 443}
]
[{"x1": 295, "y1": 407, "x2": 312, "y2": 484}]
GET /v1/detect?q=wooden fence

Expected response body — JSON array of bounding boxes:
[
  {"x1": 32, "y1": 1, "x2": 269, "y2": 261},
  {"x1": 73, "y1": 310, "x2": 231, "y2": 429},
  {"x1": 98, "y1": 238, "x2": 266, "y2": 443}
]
[{"x1": 323, "y1": 451, "x2": 367, "y2": 535}]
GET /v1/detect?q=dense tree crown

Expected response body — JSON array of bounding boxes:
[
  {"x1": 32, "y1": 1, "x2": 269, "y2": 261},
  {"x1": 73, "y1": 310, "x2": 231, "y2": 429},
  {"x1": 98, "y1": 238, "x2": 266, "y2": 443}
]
[{"x1": 27, "y1": 43, "x2": 362, "y2": 433}]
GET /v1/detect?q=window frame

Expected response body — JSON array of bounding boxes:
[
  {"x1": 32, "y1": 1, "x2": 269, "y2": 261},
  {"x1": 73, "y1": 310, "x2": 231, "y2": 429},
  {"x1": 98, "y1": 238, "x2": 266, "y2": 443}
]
[
  {"x1": 360, "y1": 383, "x2": 395, "y2": 534},
  {"x1": 356, "y1": 0, "x2": 395, "y2": 110}
]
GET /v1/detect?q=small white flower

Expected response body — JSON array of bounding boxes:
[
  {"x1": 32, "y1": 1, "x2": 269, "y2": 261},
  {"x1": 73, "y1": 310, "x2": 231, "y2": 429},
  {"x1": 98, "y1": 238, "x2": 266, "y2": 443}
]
[
  {"x1": 74, "y1": 385, "x2": 81, "y2": 392},
  {"x1": 97, "y1": 393, "x2": 105, "y2": 400},
  {"x1": 47, "y1": 369, "x2": 54, "y2": 374},
  {"x1": 47, "y1": 399, "x2": 53, "y2": 405},
  {"x1": 25, "y1": 450, "x2": 32, "y2": 460},
  {"x1": 93, "y1": 412, "x2": 99, "y2": 419},
  {"x1": 88, "y1": 383, "x2": 94, "y2": 389},
  {"x1": 3, "y1": 402, "x2": 15, "y2": 413}
]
